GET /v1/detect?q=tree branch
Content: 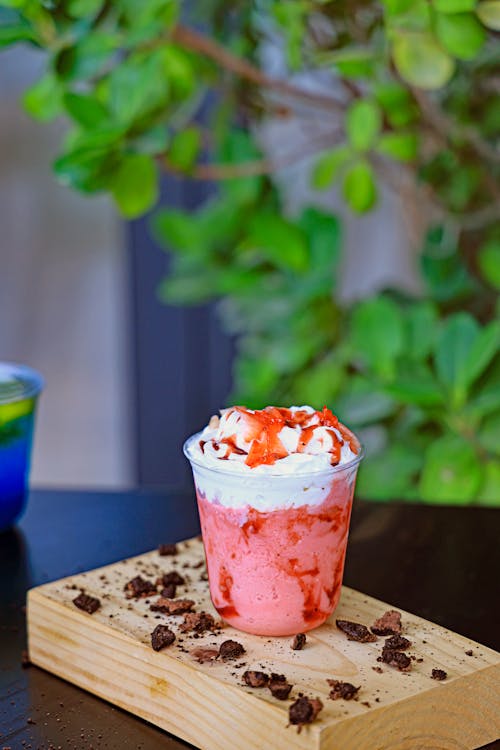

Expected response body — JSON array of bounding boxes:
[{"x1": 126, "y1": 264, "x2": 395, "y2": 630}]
[
  {"x1": 412, "y1": 87, "x2": 500, "y2": 165},
  {"x1": 161, "y1": 131, "x2": 343, "y2": 181},
  {"x1": 171, "y1": 24, "x2": 345, "y2": 114}
]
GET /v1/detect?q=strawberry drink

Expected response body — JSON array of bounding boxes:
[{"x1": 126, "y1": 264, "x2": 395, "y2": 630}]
[{"x1": 184, "y1": 406, "x2": 362, "y2": 636}]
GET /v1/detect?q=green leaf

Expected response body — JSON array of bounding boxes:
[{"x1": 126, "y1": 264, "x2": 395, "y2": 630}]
[
  {"x1": 218, "y1": 129, "x2": 263, "y2": 205},
  {"x1": 244, "y1": 213, "x2": 308, "y2": 272},
  {"x1": 0, "y1": 19, "x2": 35, "y2": 46},
  {"x1": 434, "y1": 312, "x2": 479, "y2": 406},
  {"x1": 311, "y1": 146, "x2": 351, "y2": 190},
  {"x1": 435, "y1": 12, "x2": 486, "y2": 60},
  {"x1": 357, "y1": 445, "x2": 423, "y2": 500},
  {"x1": 158, "y1": 272, "x2": 213, "y2": 305},
  {"x1": 478, "y1": 240, "x2": 500, "y2": 289},
  {"x1": 342, "y1": 160, "x2": 377, "y2": 213},
  {"x1": 463, "y1": 321, "x2": 500, "y2": 387},
  {"x1": 108, "y1": 51, "x2": 169, "y2": 125},
  {"x1": 351, "y1": 296, "x2": 405, "y2": 380},
  {"x1": 374, "y1": 83, "x2": 417, "y2": 127},
  {"x1": 298, "y1": 208, "x2": 341, "y2": 270},
  {"x1": 476, "y1": 0, "x2": 500, "y2": 29},
  {"x1": 434, "y1": 0, "x2": 476, "y2": 10},
  {"x1": 384, "y1": 0, "x2": 432, "y2": 29},
  {"x1": 23, "y1": 73, "x2": 62, "y2": 121},
  {"x1": 345, "y1": 99, "x2": 382, "y2": 151},
  {"x1": 478, "y1": 411, "x2": 500, "y2": 455},
  {"x1": 63, "y1": 92, "x2": 108, "y2": 129},
  {"x1": 55, "y1": 32, "x2": 118, "y2": 81},
  {"x1": 477, "y1": 461, "x2": 500, "y2": 506},
  {"x1": 377, "y1": 131, "x2": 418, "y2": 161},
  {"x1": 161, "y1": 44, "x2": 195, "y2": 99},
  {"x1": 392, "y1": 32, "x2": 455, "y2": 89},
  {"x1": 406, "y1": 301, "x2": 438, "y2": 360},
  {"x1": 168, "y1": 127, "x2": 201, "y2": 172},
  {"x1": 153, "y1": 209, "x2": 206, "y2": 255},
  {"x1": 110, "y1": 153, "x2": 158, "y2": 218},
  {"x1": 328, "y1": 47, "x2": 375, "y2": 78},
  {"x1": 336, "y1": 389, "x2": 397, "y2": 426},
  {"x1": 420, "y1": 435, "x2": 481, "y2": 502},
  {"x1": 385, "y1": 372, "x2": 444, "y2": 406},
  {"x1": 67, "y1": 0, "x2": 103, "y2": 19}
]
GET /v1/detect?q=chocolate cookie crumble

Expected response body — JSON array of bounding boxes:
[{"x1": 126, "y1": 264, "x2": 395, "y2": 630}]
[
  {"x1": 191, "y1": 647, "x2": 219, "y2": 663},
  {"x1": 371, "y1": 610, "x2": 402, "y2": 636},
  {"x1": 268, "y1": 675, "x2": 293, "y2": 700},
  {"x1": 160, "y1": 583, "x2": 177, "y2": 599},
  {"x1": 289, "y1": 696, "x2": 323, "y2": 732},
  {"x1": 243, "y1": 670, "x2": 269, "y2": 688},
  {"x1": 180, "y1": 611, "x2": 216, "y2": 633},
  {"x1": 150, "y1": 597, "x2": 195, "y2": 615},
  {"x1": 336, "y1": 619, "x2": 377, "y2": 643},
  {"x1": 431, "y1": 669, "x2": 447, "y2": 681},
  {"x1": 151, "y1": 625, "x2": 176, "y2": 651},
  {"x1": 158, "y1": 543, "x2": 178, "y2": 556},
  {"x1": 124, "y1": 576, "x2": 157, "y2": 599},
  {"x1": 218, "y1": 640, "x2": 245, "y2": 660},
  {"x1": 73, "y1": 593, "x2": 100, "y2": 614},
  {"x1": 384, "y1": 634, "x2": 411, "y2": 650},
  {"x1": 378, "y1": 647, "x2": 412, "y2": 672},
  {"x1": 161, "y1": 571, "x2": 185, "y2": 587},
  {"x1": 291, "y1": 633, "x2": 306, "y2": 650},
  {"x1": 327, "y1": 679, "x2": 360, "y2": 700}
]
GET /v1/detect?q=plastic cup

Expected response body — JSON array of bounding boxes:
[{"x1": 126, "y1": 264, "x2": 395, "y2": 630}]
[
  {"x1": 0, "y1": 362, "x2": 44, "y2": 532},
  {"x1": 184, "y1": 431, "x2": 363, "y2": 636}
]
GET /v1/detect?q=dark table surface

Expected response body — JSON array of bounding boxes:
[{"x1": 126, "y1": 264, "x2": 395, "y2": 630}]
[{"x1": 1, "y1": 489, "x2": 499, "y2": 750}]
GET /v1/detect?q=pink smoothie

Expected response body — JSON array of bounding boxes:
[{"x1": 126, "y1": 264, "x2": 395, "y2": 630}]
[{"x1": 195, "y1": 472, "x2": 356, "y2": 636}]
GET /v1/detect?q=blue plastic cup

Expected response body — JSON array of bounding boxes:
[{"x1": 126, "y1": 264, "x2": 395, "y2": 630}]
[{"x1": 0, "y1": 363, "x2": 44, "y2": 531}]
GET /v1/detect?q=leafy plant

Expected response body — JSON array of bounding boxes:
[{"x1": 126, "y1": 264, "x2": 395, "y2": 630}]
[{"x1": 1, "y1": 0, "x2": 499, "y2": 504}]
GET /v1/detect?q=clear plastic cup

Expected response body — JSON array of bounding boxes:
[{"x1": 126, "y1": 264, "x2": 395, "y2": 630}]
[
  {"x1": 0, "y1": 362, "x2": 44, "y2": 531},
  {"x1": 184, "y1": 431, "x2": 363, "y2": 636}
]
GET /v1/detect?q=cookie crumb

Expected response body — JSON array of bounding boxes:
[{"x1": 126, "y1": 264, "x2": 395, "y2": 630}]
[
  {"x1": 465, "y1": 649, "x2": 473, "y2": 656},
  {"x1": 243, "y1": 670, "x2": 269, "y2": 687},
  {"x1": 327, "y1": 680, "x2": 360, "y2": 700},
  {"x1": 151, "y1": 625, "x2": 175, "y2": 651},
  {"x1": 378, "y1": 648, "x2": 411, "y2": 672},
  {"x1": 289, "y1": 696, "x2": 323, "y2": 732},
  {"x1": 268, "y1": 675, "x2": 293, "y2": 700},
  {"x1": 124, "y1": 576, "x2": 157, "y2": 599},
  {"x1": 150, "y1": 597, "x2": 195, "y2": 615},
  {"x1": 161, "y1": 571, "x2": 185, "y2": 587},
  {"x1": 191, "y1": 647, "x2": 218, "y2": 663},
  {"x1": 180, "y1": 611, "x2": 216, "y2": 633},
  {"x1": 291, "y1": 633, "x2": 306, "y2": 651},
  {"x1": 336, "y1": 619, "x2": 377, "y2": 643},
  {"x1": 218, "y1": 640, "x2": 245, "y2": 660},
  {"x1": 431, "y1": 669, "x2": 447, "y2": 681},
  {"x1": 158, "y1": 544, "x2": 178, "y2": 556},
  {"x1": 371, "y1": 610, "x2": 402, "y2": 636},
  {"x1": 384, "y1": 634, "x2": 411, "y2": 650},
  {"x1": 73, "y1": 593, "x2": 100, "y2": 614}
]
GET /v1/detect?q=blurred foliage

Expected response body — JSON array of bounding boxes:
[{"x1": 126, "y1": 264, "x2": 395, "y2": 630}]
[{"x1": 1, "y1": 0, "x2": 499, "y2": 504}]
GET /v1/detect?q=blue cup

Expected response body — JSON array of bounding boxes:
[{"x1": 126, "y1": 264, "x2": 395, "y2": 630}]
[{"x1": 0, "y1": 363, "x2": 44, "y2": 531}]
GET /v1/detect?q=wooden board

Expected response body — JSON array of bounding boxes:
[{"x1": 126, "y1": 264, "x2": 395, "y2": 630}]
[{"x1": 27, "y1": 537, "x2": 500, "y2": 750}]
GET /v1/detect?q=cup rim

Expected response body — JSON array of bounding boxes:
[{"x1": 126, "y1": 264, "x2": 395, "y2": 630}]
[
  {"x1": 0, "y1": 362, "x2": 44, "y2": 404},
  {"x1": 183, "y1": 429, "x2": 364, "y2": 479}
]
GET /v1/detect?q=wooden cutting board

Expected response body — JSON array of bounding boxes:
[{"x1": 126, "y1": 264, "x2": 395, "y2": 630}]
[{"x1": 27, "y1": 537, "x2": 500, "y2": 750}]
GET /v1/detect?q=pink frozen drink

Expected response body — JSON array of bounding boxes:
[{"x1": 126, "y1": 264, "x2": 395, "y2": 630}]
[{"x1": 184, "y1": 406, "x2": 362, "y2": 636}]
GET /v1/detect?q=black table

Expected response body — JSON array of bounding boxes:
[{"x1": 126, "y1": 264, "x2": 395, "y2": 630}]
[{"x1": 1, "y1": 490, "x2": 499, "y2": 750}]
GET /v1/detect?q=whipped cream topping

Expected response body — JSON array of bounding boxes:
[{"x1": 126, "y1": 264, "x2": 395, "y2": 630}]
[{"x1": 189, "y1": 405, "x2": 358, "y2": 475}]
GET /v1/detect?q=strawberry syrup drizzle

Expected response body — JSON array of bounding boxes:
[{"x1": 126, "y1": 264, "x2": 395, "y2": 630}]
[{"x1": 217, "y1": 405, "x2": 354, "y2": 468}]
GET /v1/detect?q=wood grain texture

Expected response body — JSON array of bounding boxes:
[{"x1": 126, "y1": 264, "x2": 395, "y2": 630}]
[{"x1": 27, "y1": 537, "x2": 500, "y2": 750}]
